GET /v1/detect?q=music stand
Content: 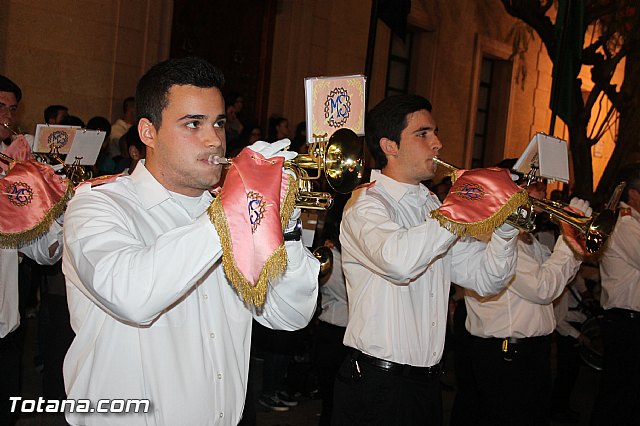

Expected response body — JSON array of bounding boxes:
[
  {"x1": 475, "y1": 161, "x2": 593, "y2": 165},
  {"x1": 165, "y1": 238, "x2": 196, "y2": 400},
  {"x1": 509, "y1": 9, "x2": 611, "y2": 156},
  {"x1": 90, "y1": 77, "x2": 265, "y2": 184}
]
[
  {"x1": 33, "y1": 124, "x2": 105, "y2": 166},
  {"x1": 513, "y1": 132, "x2": 570, "y2": 183}
]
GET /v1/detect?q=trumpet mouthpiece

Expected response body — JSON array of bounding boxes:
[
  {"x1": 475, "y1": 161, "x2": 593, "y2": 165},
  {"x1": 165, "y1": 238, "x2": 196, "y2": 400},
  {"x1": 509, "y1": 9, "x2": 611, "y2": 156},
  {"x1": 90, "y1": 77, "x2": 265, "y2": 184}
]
[
  {"x1": 208, "y1": 155, "x2": 230, "y2": 165},
  {"x1": 1, "y1": 123, "x2": 18, "y2": 135}
]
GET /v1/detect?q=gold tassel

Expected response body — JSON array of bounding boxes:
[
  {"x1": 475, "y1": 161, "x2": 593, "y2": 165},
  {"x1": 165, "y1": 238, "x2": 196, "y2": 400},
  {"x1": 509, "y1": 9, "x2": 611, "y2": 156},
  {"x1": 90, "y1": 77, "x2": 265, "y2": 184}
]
[
  {"x1": 0, "y1": 180, "x2": 73, "y2": 249},
  {"x1": 429, "y1": 189, "x2": 529, "y2": 238},
  {"x1": 208, "y1": 174, "x2": 297, "y2": 307}
]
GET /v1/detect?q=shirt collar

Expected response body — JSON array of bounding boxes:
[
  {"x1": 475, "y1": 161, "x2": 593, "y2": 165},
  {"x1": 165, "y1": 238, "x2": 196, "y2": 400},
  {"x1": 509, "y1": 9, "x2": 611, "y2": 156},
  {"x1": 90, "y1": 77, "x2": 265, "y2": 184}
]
[
  {"x1": 370, "y1": 169, "x2": 430, "y2": 204},
  {"x1": 130, "y1": 160, "x2": 213, "y2": 213}
]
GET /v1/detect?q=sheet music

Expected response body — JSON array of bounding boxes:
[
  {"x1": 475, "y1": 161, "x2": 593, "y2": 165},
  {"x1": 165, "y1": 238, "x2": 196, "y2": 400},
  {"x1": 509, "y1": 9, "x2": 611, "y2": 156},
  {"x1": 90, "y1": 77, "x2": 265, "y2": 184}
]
[{"x1": 65, "y1": 129, "x2": 106, "y2": 165}]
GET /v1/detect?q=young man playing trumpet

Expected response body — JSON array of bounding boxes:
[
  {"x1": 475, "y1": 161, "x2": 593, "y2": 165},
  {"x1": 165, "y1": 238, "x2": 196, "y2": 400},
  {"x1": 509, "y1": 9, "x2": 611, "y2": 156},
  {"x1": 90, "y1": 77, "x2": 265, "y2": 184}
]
[
  {"x1": 0, "y1": 74, "x2": 64, "y2": 425},
  {"x1": 62, "y1": 57, "x2": 319, "y2": 425},
  {"x1": 332, "y1": 94, "x2": 520, "y2": 425},
  {"x1": 462, "y1": 180, "x2": 592, "y2": 426}
]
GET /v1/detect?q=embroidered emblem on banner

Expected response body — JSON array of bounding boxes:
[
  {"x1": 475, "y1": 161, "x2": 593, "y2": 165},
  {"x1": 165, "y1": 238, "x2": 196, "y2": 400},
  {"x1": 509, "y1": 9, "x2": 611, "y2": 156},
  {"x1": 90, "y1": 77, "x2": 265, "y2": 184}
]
[
  {"x1": 247, "y1": 191, "x2": 266, "y2": 233},
  {"x1": 47, "y1": 130, "x2": 69, "y2": 149},
  {"x1": 324, "y1": 87, "x2": 351, "y2": 128},
  {"x1": 6, "y1": 181, "x2": 33, "y2": 207},
  {"x1": 453, "y1": 183, "x2": 485, "y2": 201}
]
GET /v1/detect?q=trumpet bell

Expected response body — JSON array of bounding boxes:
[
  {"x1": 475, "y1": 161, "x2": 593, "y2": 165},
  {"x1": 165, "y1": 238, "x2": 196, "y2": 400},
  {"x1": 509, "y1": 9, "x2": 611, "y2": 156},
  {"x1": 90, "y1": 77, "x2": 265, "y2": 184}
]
[
  {"x1": 313, "y1": 245, "x2": 333, "y2": 277},
  {"x1": 515, "y1": 197, "x2": 619, "y2": 254},
  {"x1": 585, "y1": 208, "x2": 617, "y2": 254},
  {"x1": 324, "y1": 128, "x2": 364, "y2": 194}
]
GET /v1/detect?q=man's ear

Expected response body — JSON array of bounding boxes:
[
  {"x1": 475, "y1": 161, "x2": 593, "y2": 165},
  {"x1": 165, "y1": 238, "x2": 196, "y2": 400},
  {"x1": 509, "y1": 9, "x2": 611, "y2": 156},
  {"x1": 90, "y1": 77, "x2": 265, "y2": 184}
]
[
  {"x1": 138, "y1": 118, "x2": 156, "y2": 149},
  {"x1": 379, "y1": 137, "x2": 398, "y2": 157}
]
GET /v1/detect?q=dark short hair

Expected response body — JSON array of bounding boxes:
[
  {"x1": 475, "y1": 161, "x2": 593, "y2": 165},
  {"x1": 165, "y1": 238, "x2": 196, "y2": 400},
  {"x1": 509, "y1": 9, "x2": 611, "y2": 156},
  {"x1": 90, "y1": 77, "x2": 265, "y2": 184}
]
[
  {"x1": 617, "y1": 163, "x2": 640, "y2": 203},
  {"x1": 86, "y1": 116, "x2": 112, "y2": 139},
  {"x1": 136, "y1": 57, "x2": 225, "y2": 129},
  {"x1": 0, "y1": 75, "x2": 22, "y2": 103},
  {"x1": 366, "y1": 94, "x2": 432, "y2": 169},
  {"x1": 59, "y1": 115, "x2": 85, "y2": 127},
  {"x1": 123, "y1": 97, "x2": 135, "y2": 114},
  {"x1": 124, "y1": 123, "x2": 145, "y2": 152},
  {"x1": 44, "y1": 105, "x2": 69, "y2": 123}
]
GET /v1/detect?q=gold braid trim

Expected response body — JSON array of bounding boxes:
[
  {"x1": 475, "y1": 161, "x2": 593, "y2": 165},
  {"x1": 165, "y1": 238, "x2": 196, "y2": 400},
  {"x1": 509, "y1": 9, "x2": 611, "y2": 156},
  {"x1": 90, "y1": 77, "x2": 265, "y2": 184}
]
[
  {"x1": 429, "y1": 189, "x2": 529, "y2": 238},
  {"x1": 280, "y1": 174, "x2": 297, "y2": 230},
  {"x1": 0, "y1": 180, "x2": 73, "y2": 249},
  {"x1": 207, "y1": 174, "x2": 298, "y2": 307}
]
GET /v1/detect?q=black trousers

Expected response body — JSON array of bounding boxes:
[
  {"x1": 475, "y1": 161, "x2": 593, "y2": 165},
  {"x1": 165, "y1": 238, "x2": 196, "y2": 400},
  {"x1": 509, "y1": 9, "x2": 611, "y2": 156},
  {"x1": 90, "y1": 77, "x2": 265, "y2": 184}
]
[
  {"x1": 551, "y1": 331, "x2": 581, "y2": 413},
  {"x1": 590, "y1": 309, "x2": 640, "y2": 426},
  {"x1": 449, "y1": 300, "x2": 479, "y2": 426},
  {"x1": 0, "y1": 329, "x2": 22, "y2": 426},
  {"x1": 314, "y1": 321, "x2": 347, "y2": 426},
  {"x1": 332, "y1": 353, "x2": 443, "y2": 426},
  {"x1": 471, "y1": 335, "x2": 552, "y2": 426}
]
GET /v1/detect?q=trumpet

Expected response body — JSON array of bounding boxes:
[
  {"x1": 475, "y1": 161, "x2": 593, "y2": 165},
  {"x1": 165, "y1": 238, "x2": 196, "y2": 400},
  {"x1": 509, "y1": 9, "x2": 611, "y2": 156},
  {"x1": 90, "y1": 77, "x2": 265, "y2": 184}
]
[
  {"x1": 432, "y1": 157, "x2": 620, "y2": 254},
  {"x1": 313, "y1": 245, "x2": 333, "y2": 277},
  {"x1": 211, "y1": 129, "x2": 364, "y2": 210},
  {"x1": 34, "y1": 149, "x2": 92, "y2": 187}
]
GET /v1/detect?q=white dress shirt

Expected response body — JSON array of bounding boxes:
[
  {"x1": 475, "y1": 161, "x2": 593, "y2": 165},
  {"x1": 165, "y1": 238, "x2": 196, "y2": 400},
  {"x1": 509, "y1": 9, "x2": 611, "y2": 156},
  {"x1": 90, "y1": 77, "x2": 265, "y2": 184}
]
[
  {"x1": 318, "y1": 247, "x2": 348, "y2": 327},
  {"x1": 340, "y1": 170, "x2": 517, "y2": 368},
  {"x1": 0, "y1": 222, "x2": 63, "y2": 338},
  {"x1": 62, "y1": 161, "x2": 319, "y2": 426},
  {"x1": 465, "y1": 235, "x2": 580, "y2": 338},
  {"x1": 599, "y1": 202, "x2": 640, "y2": 311}
]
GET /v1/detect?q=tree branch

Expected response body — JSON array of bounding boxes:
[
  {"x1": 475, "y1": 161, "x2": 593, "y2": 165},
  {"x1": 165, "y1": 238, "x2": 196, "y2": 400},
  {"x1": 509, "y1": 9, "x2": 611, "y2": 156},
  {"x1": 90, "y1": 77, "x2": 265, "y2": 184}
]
[{"x1": 500, "y1": 0, "x2": 557, "y2": 59}]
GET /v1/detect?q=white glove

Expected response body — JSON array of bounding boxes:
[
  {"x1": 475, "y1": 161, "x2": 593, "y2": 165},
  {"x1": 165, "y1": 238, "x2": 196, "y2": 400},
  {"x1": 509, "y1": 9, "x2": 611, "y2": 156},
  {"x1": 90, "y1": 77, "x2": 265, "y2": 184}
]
[
  {"x1": 569, "y1": 197, "x2": 592, "y2": 217},
  {"x1": 247, "y1": 138, "x2": 298, "y2": 161},
  {"x1": 494, "y1": 222, "x2": 519, "y2": 239}
]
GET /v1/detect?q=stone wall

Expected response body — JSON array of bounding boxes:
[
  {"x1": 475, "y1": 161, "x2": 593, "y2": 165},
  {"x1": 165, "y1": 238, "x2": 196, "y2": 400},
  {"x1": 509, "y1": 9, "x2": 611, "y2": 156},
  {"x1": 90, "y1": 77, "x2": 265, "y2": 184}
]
[{"x1": 0, "y1": 0, "x2": 173, "y2": 133}]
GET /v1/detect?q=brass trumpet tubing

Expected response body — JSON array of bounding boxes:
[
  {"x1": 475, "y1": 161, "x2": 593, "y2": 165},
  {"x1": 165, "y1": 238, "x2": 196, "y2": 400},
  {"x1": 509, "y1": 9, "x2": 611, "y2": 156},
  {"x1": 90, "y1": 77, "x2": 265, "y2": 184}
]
[
  {"x1": 296, "y1": 191, "x2": 334, "y2": 210},
  {"x1": 1, "y1": 122, "x2": 19, "y2": 136},
  {"x1": 288, "y1": 156, "x2": 323, "y2": 180},
  {"x1": 0, "y1": 152, "x2": 14, "y2": 164}
]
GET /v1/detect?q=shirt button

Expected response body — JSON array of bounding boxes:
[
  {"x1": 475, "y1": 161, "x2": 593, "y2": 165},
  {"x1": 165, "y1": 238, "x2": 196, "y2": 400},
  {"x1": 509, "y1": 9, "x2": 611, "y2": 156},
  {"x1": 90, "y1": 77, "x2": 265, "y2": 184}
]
[
  {"x1": 217, "y1": 373, "x2": 223, "y2": 379},
  {"x1": 431, "y1": 322, "x2": 435, "y2": 327},
  {"x1": 430, "y1": 293, "x2": 434, "y2": 298},
  {"x1": 219, "y1": 413, "x2": 224, "y2": 418},
  {"x1": 210, "y1": 332, "x2": 215, "y2": 338},
  {"x1": 433, "y1": 352, "x2": 436, "y2": 356},
  {"x1": 203, "y1": 294, "x2": 209, "y2": 300}
]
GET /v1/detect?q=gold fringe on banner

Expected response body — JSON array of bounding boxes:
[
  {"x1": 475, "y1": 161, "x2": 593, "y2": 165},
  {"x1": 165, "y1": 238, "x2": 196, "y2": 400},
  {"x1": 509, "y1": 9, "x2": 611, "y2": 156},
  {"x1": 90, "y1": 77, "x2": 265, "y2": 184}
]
[
  {"x1": 208, "y1": 175, "x2": 297, "y2": 307},
  {"x1": 280, "y1": 174, "x2": 297, "y2": 229},
  {"x1": 0, "y1": 181, "x2": 73, "y2": 249},
  {"x1": 429, "y1": 189, "x2": 528, "y2": 239}
]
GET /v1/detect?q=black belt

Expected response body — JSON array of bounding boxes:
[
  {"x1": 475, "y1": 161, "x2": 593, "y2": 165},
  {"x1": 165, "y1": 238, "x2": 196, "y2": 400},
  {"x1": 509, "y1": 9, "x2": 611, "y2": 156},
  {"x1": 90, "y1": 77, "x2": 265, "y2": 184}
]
[
  {"x1": 352, "y1": 350, "x2": 442, "y2": 379},
  {"x1": 475, "y1": 335, "x2": 550, "y2": 345},
  {"x1": 607, "y1": 308, "x2": 640, "y2": 320}
]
